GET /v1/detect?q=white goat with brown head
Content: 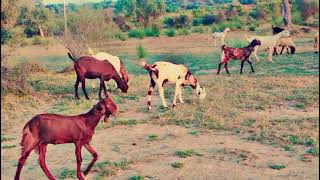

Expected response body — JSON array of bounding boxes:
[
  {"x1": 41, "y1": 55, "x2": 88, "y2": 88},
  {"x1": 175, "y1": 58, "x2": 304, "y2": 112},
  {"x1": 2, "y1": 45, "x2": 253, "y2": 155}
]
[{"x1": 140, "y1": 60, "x2": 206, "y2": 110}]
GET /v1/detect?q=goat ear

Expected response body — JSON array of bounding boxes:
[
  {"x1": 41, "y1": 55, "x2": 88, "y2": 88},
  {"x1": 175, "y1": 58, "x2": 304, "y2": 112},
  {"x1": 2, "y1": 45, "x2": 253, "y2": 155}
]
[{"x1": 94, "y1": 104, "x2": 104, "y2": 114}]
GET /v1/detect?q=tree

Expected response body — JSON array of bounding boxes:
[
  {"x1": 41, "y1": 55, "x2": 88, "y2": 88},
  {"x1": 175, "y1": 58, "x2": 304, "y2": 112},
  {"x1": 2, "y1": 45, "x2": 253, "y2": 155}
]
[{"x1": 282, "y1": 0, "x2": 292, "y2": 27}]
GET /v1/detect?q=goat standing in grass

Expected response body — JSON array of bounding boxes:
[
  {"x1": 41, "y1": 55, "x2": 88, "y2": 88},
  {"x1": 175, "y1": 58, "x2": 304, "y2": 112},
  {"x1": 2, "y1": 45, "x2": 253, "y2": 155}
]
[
  {"x1": 140, "y1": 60, "x2": 206, "y2": 109},
  {"x1": 216, "y1": 39, "x2": 261, "y2": 75},
  {"x1": 68, "y1": 53, "x2": 128, "y2": 99},
  {"x1": 14, "y1": 97, "x2": 117, "y2": 180},
  {"x1": 212, "y1": 27, "x2": 230, "y2": 46},
  {"x1": 87, "y1": 47, "x2": 129, "y2": 91},
  {"x1": 246, "y1": 30, "x2": 291, "y2": 62},
  {"x1": 271, "y1": 26, "x2": 296, "y2": 55}
]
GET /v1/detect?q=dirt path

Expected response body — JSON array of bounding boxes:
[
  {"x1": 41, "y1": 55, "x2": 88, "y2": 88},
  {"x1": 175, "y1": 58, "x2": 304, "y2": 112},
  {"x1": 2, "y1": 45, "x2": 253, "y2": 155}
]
[{"x1": 1, "y1": 97, "x2": 318, "y2": 180}]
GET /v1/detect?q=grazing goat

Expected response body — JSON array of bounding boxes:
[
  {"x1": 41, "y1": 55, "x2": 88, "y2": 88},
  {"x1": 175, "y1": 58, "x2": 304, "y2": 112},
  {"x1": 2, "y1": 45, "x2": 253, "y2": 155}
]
[
  {"x1": 271, "y1": 26, "x2": 296, "y2": 55},
  {"x1": 217, "y1": 39, "x2": 261, "y2": 75},
  {"x1": 274, "y1": 37, "x2": 296, "y2": 55},
  {"x1": 314, "y1": 32, "x2": 319, "y2": 53},
  {"x1": 14, "y1": 97, "x2": 117, "y2": 180},
  {"x1": 213, "y1": 27, "x2": 231, "y2": 46},
  {"x1": 68, "y1": 53, "x2": 128, "y2": 99},
  {"x1": 140, "y1": 60, "x2": 206, "y2": 109},
  {"x1": 88, "y1": 47, "x2": 129, "y2": 91},
  {"x1": 246, "y1": 30, "x2": 291, "y2": 62}
]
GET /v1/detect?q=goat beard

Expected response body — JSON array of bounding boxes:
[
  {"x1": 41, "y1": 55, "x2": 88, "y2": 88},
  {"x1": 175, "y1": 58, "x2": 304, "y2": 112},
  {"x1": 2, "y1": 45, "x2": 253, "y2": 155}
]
[{"x1": 104, "y1": 114, "x2": 110, "y2": 123}]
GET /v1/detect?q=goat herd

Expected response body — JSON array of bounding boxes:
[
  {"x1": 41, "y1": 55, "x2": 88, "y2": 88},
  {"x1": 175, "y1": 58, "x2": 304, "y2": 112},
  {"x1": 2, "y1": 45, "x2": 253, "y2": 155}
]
[{"x1": 14, "y1": 26, "x2": 319, "y2": 180}]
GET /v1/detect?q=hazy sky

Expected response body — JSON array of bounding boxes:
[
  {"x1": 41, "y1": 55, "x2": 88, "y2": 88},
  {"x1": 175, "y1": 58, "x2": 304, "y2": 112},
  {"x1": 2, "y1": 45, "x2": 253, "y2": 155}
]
[{"x1": 43, "y1": 0, "x2": 105, "y2": 4}]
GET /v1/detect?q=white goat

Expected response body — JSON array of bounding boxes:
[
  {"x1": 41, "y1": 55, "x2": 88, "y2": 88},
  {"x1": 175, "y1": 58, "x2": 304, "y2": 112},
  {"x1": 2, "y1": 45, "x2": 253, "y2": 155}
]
[
  {"x1": 274, "y1": 37, "x2": 296, "y2": 55},
  {"x1": 213, "y1": 27, "x2": 230, "y2": 47},
  {"x1": 87, "y1": 47, "x2": 128, "y2": 91},
  {"x1": 246, "y1": 30, "x2": 291, "y2": 62},
  {"x1": 140, "y1": 60, "x2": 206, "y2": 110}
]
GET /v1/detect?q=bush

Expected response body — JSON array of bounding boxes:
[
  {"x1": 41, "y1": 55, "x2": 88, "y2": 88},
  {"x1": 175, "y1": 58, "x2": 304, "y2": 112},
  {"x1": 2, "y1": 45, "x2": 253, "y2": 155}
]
[
  {"x1": 211, "y1": 25, "x2": 219, "y2": 33},
  {"x1": 248, "y1": 24, "x2": 256, "y2": 31},
  {"x1": 128, "y1": 29, "x2": 145, "y2": 39},
  {"x1": 136, "y1": 44, "x2": 147, "y2": 59},
  {"x1": 175, "y1": 14, "x2": 192, "y2": 28},
  {"x1": 178, "y1": 29, "x2": 190, "y2": 35},
  {"x1": 165, "y1": 28, "x2": 176, "y2": 37},
  {"x1": 192, "y1": 26, "x2": 205, "y2": 33},
  {"x1": 202, "y1": 14, "x2": 216, "y2": 25},
  {"x1": 115, "y1": 32, "x2": 127, "y2": 41},
  {"x1": 163, "y1": 16, "x2": 175, "y2": 28},
  {"x1": 192, "y1": 18, "x2": 202, "y2": 26},
  {"x1": 1, "y1": 28, "x2": 12, "y2": 44},
  {"x1": 144, "y1": 27, "x2": 160, "y2": 37},
  {"x1": 32, "y1": 36, "x2": 49, "y2": 46},
  {"x1": 24, "y1": 25, "x2": 38, "y2": 38}
]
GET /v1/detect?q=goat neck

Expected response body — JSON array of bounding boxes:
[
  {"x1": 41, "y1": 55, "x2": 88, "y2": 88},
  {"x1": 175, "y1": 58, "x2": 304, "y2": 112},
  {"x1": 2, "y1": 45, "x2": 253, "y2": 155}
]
[{"x1": 84, "y1": 109, "x2": 106, "y2": 130}]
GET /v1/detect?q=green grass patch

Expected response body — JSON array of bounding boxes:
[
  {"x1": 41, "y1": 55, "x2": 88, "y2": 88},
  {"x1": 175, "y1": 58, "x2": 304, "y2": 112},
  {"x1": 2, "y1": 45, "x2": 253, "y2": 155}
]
[
  {"x1": 307, "y1": 147, "x2": 319, "y2": 156},
  {"x1": 188, "y1": 130, "x2": 200, "y2": 137},
  {"x1": 58, "y1": 167, "x2": 76, "y2": 179},
  {"x1": 1, "y1": 135, "x2": 15, "y2": 142},
  {"x1": 268, "y1": 164, "x2": 287, "y2": 170},
  {"x1": 129, "y1": 175, "x2": 143, "y2": 180},
  {"x1": 2, "y1": 145, "x2": 16, "y2": 149},
  {"x1": 146, "y1": 134, "x2": 158, "y2": 141},
  {"x1": 175, "y1": 150, "x2": 202, "y2": 158},
  {"x1": 284, "y1": 144, "x2": 292, "y2": 152},
  {"x1": 171, "y1": 162, "x2": 184, "y2": 169}
]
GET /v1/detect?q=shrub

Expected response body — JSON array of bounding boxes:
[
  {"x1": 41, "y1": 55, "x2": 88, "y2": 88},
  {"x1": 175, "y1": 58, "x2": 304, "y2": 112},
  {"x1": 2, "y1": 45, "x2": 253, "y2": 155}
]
[
  {"x1": 248, "y1": 24, "x2": 256, "y2": 31},
  {"x1": 128, "y1": 29, "x2": 145, "y2": 39},
  {"x1": 165, "y1": 28, "x2": 176, "y2": 37},
  {"x1": 192, "y1": 18, "x2": 202, "y2": 26},
  {"x1": 211, "y1": 25, "x2": 219, "y2": 33},
  {"x1": 136, "y1": 44, "x2": 147, "y2": 59},
  {"x1": 192, "y1": 26, "x2": 205, "y2": 33},
  {"x1": 175, "y1": 14, "x2": 192, "y2": 28},
  {"x1": 32, "y1": 36, "x2": 49, "y2": 46},
  {"x1": 163, "y1": 16, "x2": 174, "y2": 28},
  {"x1": 115, "y1": 32, "x2": 127, "y2": 41},
  {"x1": 178, "y1": 28, "x2": 190, "y2": 35},
  {"x1": 24, "y1": 25, "x2": 38, "y2": 38},
  {"x1": 1, "y1": 28, "x2": 12, "y2": 44},
  {"x1": 202, "y1": 14, "x2": 216, "y2": 25},
  {"x1": 144, "y1": 27, "x2": 160, "y2": 37}
]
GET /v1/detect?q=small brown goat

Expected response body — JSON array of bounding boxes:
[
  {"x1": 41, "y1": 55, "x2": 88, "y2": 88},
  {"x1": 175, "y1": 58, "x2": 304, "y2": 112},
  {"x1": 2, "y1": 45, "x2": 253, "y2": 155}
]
[
  {"x1": 14, "y1": 97, "x2": 117, "y2": 180},
  {"x1": 68, "y1": 53, "x2": 128, "y2": 99}
]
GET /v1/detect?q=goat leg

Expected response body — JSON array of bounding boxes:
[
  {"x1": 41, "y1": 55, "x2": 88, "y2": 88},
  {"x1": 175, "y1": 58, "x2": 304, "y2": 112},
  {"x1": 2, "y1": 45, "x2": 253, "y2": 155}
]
[
  {"x1": 98, "y1": 80, "x2": 103, "y2": 99},
  {"x1": 280, "y1": 46, "x2": 285, "y2": 55},
  {"x1": 216, "y1": 62, "x2": 223, "y2": 75},
  {"x1": 15, "y1": 151, "x2": 32, "y2": 180},
  {"x1": 224, "y1": 63, "x2": 230, "y2": 75},
  {"x1": 247, "y1": 60, "x2": 255, "y2": 73},
  {"x1": 81, "y1": 80, "x2": 90, "y2": 100},
  {"x1": 102, "y1": 81, "x2": 108, "y2": 98},
  {"x1": 147, "y1": 79, "x2": 156, "y2": 110},
  {"x1": 83, "y1": 144, "x2": 98, "y2": 175},
  {"x1": 273, "y1": 47, "x2": 278, "y2": 56},
  {"x1": 74, "y1": 77, "x2": 80, "y2": 99},
  {"x1": 75, "y1": 143, "x2": 85, "y2": 180},
  {"x1": 38, "y1": 144, "x2": 55, "y2": 180},
  {"x1": 158, "y1": 86, "x2": 168, "y2": 108},
  {"x1": 240, "y1": 60, "x2": 245, "y2": 74}
]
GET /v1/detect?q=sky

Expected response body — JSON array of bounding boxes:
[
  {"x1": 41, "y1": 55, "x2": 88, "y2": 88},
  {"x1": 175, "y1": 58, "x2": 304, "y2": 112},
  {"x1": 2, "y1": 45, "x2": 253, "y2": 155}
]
[{"x1": 43, "y1": 0, "x2": 106, "y2": 4}]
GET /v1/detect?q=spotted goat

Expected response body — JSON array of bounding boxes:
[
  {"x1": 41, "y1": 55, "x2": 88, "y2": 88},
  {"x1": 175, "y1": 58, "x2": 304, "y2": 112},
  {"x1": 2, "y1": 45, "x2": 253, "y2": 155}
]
[
  {"x1": 217, "y1": 39, "x2": 261, "y2": 75},
  {"x1": 140, "y1": 60, "x2": 206, "y2": 109}
]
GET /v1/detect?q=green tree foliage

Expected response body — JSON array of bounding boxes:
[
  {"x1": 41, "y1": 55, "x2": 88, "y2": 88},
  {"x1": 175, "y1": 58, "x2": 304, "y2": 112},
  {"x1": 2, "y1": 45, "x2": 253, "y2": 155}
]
[{"x1": 115, "y1": 0, "x2": 166, "y2": 27}]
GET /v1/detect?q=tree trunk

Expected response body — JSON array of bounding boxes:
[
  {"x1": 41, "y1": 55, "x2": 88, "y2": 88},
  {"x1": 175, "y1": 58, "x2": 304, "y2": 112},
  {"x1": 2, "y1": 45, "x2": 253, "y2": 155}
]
[
  {"x1": 64, "y1": 0, "x2": 68, "y2": 35},
  {"x1": 38, "y1": 25, "x2": 45, "y2": 38},
  {"x1": 282, "y1": 0, "x2": 292, "y2": 27}
]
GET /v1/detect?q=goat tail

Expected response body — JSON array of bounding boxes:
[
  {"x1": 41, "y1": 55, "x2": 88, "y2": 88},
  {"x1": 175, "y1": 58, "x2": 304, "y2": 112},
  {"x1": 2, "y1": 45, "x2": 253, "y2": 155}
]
[
  {"x1": 221, "y1": 45, "x2": 226, "y2": 50},
  {"x1": 67, "y1": 52, "x2": 76, "y2": 62},
  {"x1": 20, "y1": 121, "x2": 40, "y2": 155},
  {"x1": 290, "y1": 46, "x2": 296, "y2": 54}
]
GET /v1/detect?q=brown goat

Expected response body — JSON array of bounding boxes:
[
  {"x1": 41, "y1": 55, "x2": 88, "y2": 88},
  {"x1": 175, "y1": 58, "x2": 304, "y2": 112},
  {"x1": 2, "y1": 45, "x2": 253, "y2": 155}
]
[
  {"x1": 68, "y1": 53, "x2": 128, "y2": 99},
  {"x1": 14, "y1": 97, "x2": 117, "y2": 180}
]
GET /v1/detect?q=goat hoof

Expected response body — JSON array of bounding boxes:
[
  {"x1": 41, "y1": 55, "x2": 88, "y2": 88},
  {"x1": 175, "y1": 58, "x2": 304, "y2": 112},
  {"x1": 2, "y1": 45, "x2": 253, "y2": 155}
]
[
  {"x1": 172, "y1": 104, "x2": 176, "y2": 108},
  {"x1": 75, "y1": 96, "x2": 80, "y2": 100}
]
